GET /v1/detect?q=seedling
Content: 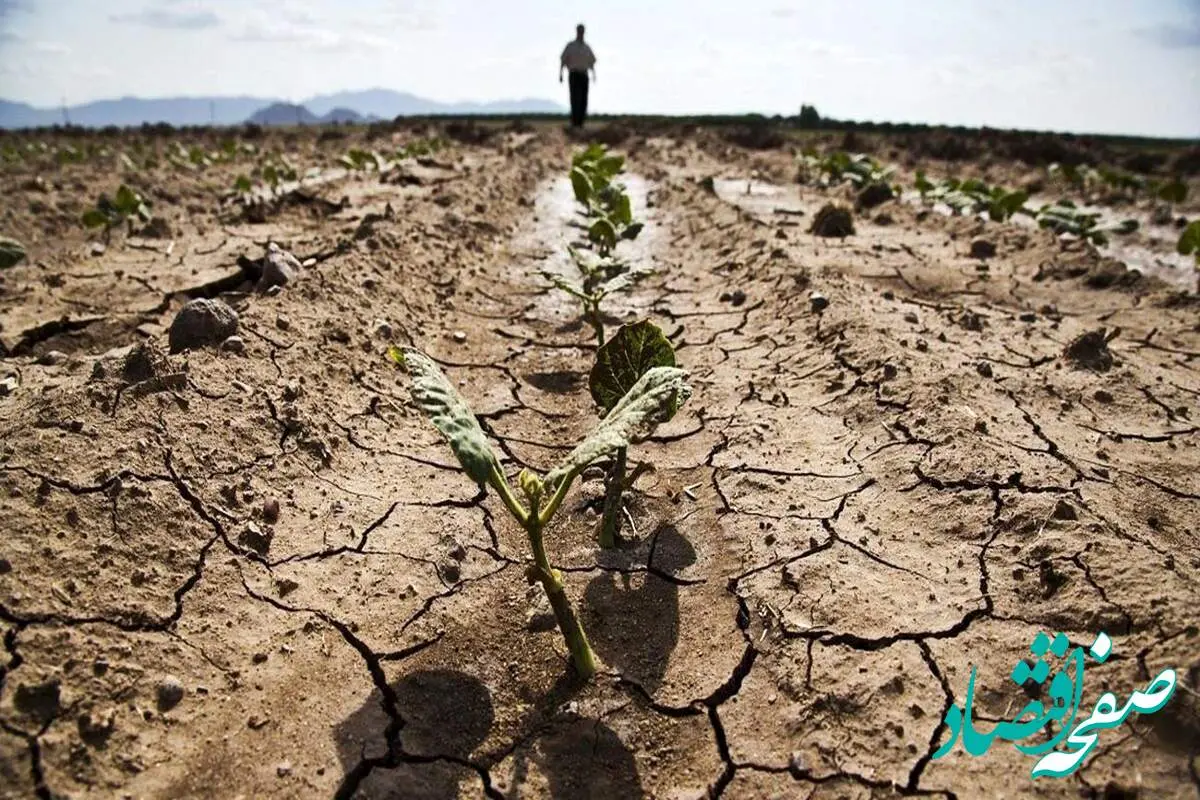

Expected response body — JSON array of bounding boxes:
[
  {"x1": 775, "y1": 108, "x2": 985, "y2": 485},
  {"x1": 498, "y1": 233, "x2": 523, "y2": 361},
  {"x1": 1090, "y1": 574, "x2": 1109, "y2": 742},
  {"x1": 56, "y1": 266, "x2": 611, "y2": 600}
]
[
  {"x1": 915, "y1": 175, "x2": 1029, "y2": 222},
  {"x1": 81, "y1": 185, "x2": 152, "y2": 240},
  {"x1": 570, "y1": 144, "x2": 644, "y2": 255},
  {"x1": 541, "y1": 256, "x2": 652, "y2": 345},
  {"x1": 798, "y1": 150, "x2": 894, "y2": 190},
  {"x1": 1178, "y1": 221, "x2": 1200, "y2": 289},
  {"x1": 589, "y1": 321, "x2": 681, "y2": 548},
  {"x1": 1033, "y1": 201, "x2": 1138, "y2": 246},
  {"x1": 338, "y1": 148, "x2": 390, "y2": 172},
  {"x1": 389, "y1": 347, "x2": 691, "y2": 678}
]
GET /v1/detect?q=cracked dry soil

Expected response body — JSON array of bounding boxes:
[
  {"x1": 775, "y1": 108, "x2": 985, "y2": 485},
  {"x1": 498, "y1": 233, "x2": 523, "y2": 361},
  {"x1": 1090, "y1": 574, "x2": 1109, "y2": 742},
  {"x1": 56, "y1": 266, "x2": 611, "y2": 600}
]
[{"x1": 1, "y1": 123, "x2": 1198, "y2": 799}]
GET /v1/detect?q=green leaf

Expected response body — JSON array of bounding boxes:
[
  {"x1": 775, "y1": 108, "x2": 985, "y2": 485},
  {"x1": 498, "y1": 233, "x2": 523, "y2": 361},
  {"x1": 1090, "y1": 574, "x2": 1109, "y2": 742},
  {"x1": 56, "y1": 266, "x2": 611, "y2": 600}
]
[
  {"x1": 570, "y1": 167, "x2": 593, "y2": 204},
  {"x1": 613, "y1": 193, "x2": 633, "y2": 226},
  {"x1": 619, "y1": 221, "x2": 644, "y2": 241},
  {"x1": 572, "y1": 143, "x2": 607, "y2": 168},
  {"x1": 1157, "y1": 178, "x2": 1187, "y2": 205},
  {"x1": 588, "y1": 217, "x2": 618, "y2": 251},
  {"x1": 390, "y1": 347, "x2": 503, "y2": 489},
  {"x1": 545, "y1": 366, "x2": 691, "y2": 491},
  {"x1": 235, "y1": 175, "x2": 253, "y2": 192},
  {"x1": 0, "y1": 236, "x2": 26, "y2": 269},
  {"x1": 1178, "y1": 220, "x2": 1200, "y2": 257},
  {"x1": 81, "y1": 209, "x2": 111, "y2": 229},
  {"x1": 595, "y1": 153, "x2": 625, "y2": 178},
  {"x1": 114, "y1": 185, "x2": 140, "y2": 214},
  {"x1": 589, "y1": 320, "x2": 676, "y2": 413}
]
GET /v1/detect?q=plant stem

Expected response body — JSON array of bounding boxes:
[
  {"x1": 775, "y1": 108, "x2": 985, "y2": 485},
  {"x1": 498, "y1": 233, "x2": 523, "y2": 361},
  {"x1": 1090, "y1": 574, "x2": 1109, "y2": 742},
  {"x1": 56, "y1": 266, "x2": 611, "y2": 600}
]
[
  {"x1": 598, "y1": 446, "x2": 626, "y2": 548},
  {"x1": 527, "y1": 519, "x2": 596, "y2": 679}
]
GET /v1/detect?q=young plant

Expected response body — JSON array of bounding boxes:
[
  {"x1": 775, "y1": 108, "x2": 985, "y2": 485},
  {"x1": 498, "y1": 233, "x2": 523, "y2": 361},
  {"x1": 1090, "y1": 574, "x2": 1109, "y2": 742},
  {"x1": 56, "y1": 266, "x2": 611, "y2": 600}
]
[
  {"x1": 81, "y1": 185, "x2": 152, "y2": 240},
  {"x1": 915, "y1": 176, "x2": 1029, "y2": 222},
  {"x1": 1033, "y1": 201, "x2": 1138, "y2": 246},
  {"x1": 338, "y1": 148, "x2": 390, "y2": 172},
  {"x1": 541, "y1": 256, "x2": 652, "y2": 345},
  {"x1": 589, "y1": 320, "x2": 681, "y2": 548},
  {"x1": 1178, "y1": 220, "x2": 1200, "y2": 290},
  {"x1": 389, "y1": 347, "x2": 692, "y2": 678},
  {"x1": 570, "y1": 144, "x2": 644, "y2": 255}
]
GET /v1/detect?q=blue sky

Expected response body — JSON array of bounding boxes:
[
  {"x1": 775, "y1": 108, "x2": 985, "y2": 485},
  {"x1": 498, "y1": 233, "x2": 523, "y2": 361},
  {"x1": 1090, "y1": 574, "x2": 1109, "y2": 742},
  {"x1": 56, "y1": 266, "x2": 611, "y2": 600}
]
[{"x1": 0, "y1": 0, "x2": 1198, "y2": 136}]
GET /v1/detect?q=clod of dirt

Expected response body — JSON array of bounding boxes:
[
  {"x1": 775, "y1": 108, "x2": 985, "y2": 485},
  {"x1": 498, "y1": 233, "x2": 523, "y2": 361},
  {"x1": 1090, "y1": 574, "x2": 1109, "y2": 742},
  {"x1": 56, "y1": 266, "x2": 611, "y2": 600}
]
[
  {"x1": 168, "y1": 298, "x2": 239, "y2": 354},
  {"x1": 976, "y1": 361, "x2": 994, "y2": 378},
  {"x1": 810, "y1": 203, "x2": 854, "y2": 238},
  {"x1": 276, "y1": 762, "x2": 292, "y2": 778},
  {"x1": 969, "y1": 239, "x2": 997, "y2": 259},
  {"x1": 699, "y1": 176, "x2": 716, "y2": 195},
  {"x1": 1052, "y1": 499, "x2": 1078, "y2": 521},
  {"x1": 238, "y1": 522, "x2": 273, "y2": 556},
  {"x1": 36, "y1": 350, "x2": 67, "y2": 366},
  {"x1": 137, "y1": 217, "x2": 173, "y2": 239},
  {"x1": 156, "y1": 676, "x2": 185, "y2": 711},
  {"x1": 77, "y1": 708, "x2": 116, "y2": 746},
  {"x1": 452, "y1": 330, "x2": 467, "y2": 343},
  {"x1": 855, "y1": 181, "x2": 894, "y2": 210},
  {"x1": 372, "y1": 319, "x2": 393, "y2": 339},
  {"x1": 1093, "y1": 389, "x2": 1114, "y2": 404},
  {"x1": 438, "y1": 560, "x2": 462, "y2": 584},
  {"x1": 959, "y1": 311, "x2": 985, "y2": 332},
  {"x1": 276, "y1": 578, "x2": 299, "y2": 597},
  {"x1": 276, "y1": 314, "x2": 291, "y2": 331},
  {"x1": 121, "y1": 342, "x2": 171, "y2": 383},
  {"x1": 263, "y1": 497, "x2": 280, "y2": 524},
  {"x1": 874, "y1": 212, "x2": 895, "y2": 226},
  {"x1": 260, "y1": 243, "x2": 301, "y2": 291},
  {"x1": 1038, "y1": 560, "x2": 1068, "y2": 599},
  {"x1": 221, "y1": 335, "x2": 246, "y2": 354},
  {"x1": 14, "y1": 678, "x2": 61, "y2": 723},
  {"x1": 719, "y1": 289, "x2": 747, "y2": 306},
  {"x1": 809, "y1": 291, "x2": 829, "y2": 313},
  {"x1": 1063, "y1": 328, "x2": 1116, "y2": 372}
]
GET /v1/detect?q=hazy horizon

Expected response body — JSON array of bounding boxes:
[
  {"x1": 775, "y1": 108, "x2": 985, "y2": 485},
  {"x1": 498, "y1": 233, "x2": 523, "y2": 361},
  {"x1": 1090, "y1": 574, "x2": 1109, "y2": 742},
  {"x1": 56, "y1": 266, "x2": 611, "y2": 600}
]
[{"x1": 1, "y1": 0, "x2": 1198, "y2": 138}]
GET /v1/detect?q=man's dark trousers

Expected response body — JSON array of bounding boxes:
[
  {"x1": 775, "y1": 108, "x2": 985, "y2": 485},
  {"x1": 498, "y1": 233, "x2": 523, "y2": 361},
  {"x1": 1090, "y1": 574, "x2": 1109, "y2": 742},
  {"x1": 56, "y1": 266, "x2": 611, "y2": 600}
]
[{"x1": 568, "y1": 71, "x2": 589, "y2": 127}]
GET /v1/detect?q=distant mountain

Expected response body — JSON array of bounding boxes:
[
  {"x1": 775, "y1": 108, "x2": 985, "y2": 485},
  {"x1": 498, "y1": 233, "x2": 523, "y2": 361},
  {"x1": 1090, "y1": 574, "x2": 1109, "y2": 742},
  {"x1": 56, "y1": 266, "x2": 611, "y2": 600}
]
[
  {"x1": 303, "y1": 88, "x2": 562, "y2": 118},
  {"x1": 0, "y1": 89, "x2": 565, "y2": 129},
  {"x1": 247, "y1": 103, "x2": 321, "y2": 126},
  {"x1": 320, "y1": 107, "x2": 372, "y2": 124}
]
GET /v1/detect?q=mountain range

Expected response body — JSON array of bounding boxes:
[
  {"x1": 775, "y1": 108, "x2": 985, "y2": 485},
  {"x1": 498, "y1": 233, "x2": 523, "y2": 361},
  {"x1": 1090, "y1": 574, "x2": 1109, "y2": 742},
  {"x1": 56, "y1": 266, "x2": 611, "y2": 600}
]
[{"x1": 0, "y1": 88, "x2": 564, "y2": 129}]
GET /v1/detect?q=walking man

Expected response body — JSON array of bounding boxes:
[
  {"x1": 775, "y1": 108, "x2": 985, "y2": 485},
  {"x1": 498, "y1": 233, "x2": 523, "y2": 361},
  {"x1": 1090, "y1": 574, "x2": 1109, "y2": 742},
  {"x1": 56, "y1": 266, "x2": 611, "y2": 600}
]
[{"x1": 559, "y1": 24, "x2": 596, "y2": 128}]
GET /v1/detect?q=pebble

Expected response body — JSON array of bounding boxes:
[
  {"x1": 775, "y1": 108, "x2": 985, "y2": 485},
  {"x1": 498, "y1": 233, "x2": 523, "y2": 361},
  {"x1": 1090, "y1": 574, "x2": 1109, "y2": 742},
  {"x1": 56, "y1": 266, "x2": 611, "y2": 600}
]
[
  {"x1": 809, "y1": 291, "x2": 829, "y2": 313},
  {"x1": 0, "y1": 376, "x2": 18, "y2": 396},
  {"x1": 260, "y1": 243, "x2": 301, "y2": 291},
  {"x1": 452, "y1": 330, "x2": 467, "y2": 343},
  {"x1": 263, "y1": 497, "x2": 280, "y2": 524},
  {"x1": 276, "y1": 315, "x2": 291, "y2": 331},
  {"x1": 37, "y1": 350, "x2": 68, "y2": 366},
  {"x1": 168, "y1": 298, "x2": 238, "y2": 354},
  {"x1": 373, "y1": 319, "x2": 394, "y2": 339},
  {"x1": 220, "y1": 335, "x2": 245, "y2": 354},
  {"x1": 156, "y1": 675, "x2": 185, "y2": 711},
  {"x1": 276, "y1": 761, "x2": 292, "y2": 778}
]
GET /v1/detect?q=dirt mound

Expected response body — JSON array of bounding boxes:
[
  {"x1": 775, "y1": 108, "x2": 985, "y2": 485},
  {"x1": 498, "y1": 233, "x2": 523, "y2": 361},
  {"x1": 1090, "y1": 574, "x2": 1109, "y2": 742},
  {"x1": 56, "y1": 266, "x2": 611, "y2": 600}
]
[
  {"x1": 810, "y1": 202, "x2": 855, "y2": 237},
  {"x1": 1063, "y1": 327, "x2": 1117, "y2": 371}
]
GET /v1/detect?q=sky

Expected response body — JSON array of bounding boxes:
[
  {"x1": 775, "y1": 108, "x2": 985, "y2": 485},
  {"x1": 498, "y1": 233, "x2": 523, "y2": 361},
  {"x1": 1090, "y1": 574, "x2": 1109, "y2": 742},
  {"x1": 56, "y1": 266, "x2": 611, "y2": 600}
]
[{"x1": 0, "y1": 0, "x2": 1198, "y2": 137}]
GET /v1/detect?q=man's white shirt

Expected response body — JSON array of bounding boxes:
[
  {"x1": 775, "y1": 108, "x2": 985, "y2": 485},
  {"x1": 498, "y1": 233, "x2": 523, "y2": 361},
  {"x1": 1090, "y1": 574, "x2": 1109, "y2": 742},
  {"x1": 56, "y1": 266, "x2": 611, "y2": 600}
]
[{"x1": 561, "y1": 40, "x2": 596, "y2": 72}]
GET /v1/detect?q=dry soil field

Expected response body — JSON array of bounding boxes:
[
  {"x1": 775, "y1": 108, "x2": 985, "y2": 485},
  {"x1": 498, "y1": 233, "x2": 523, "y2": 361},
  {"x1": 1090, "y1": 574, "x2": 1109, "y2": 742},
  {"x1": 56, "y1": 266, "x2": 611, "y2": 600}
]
[{"x1": 0, "y1": 120, "x2": 1198, "y2": 799}]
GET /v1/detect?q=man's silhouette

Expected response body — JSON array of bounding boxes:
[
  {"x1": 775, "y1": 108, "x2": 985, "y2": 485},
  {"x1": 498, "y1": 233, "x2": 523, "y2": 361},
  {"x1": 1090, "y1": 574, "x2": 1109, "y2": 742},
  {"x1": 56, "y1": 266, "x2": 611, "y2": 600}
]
[{"x1": 559, "y1": 24, "x2": 596, "y2": 128}]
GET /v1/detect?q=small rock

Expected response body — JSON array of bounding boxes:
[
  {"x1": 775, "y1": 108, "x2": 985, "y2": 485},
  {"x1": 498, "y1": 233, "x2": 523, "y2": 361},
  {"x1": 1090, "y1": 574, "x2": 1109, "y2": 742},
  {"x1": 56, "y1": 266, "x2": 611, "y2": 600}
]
[
  {"x1": 903, "y1": 312, "x2": 919, "y2": 324},
  {"x1": 252, "y1": 652, "x2": 269, "y2": 665},
  {"x1": 276, "y1": 761, "x2": 292, "y2": 778},
  {"x1": 0, "y1": 558, "x2": 10, "y2": 574},
  {"x1": 809, "y1": 291, "x2": 829, "y2": 314},
  {"x1": 720, "y1": 289, "x2": 747, "y2": 307},
  {"x1": 276, "y1": 314, "x2": 291, "y2": 331},
  {"x1": 263, "y1": 497, "x2": 280, "y2": 524},
  {"x1": 1052, "y1": 500, "x2": 1078, "y2": 521},
  {"x1": 37, "y1": 350, "x2": 68, "y2": 366},
  {"x1": 1019, "y1": 312, "x2": 1037, "y2": 323},
  {"x1": 0, "y1": 375, "x2": 18, "y2": 396},
  {"x1": 238, "y1": 522, "x2": 273, "y2": 556},
  {"x1": 91, "y1": 242, "x2": 106, "y2": 257},
  {"x1": 438, "y1": 560, "x2": 461, "y2": 584},
  {"x1": 373, "y1": 319, "x2": 394, "y2": 339},
  {"x1": 156, "y1": 675, "x2": 185, "y2": 711},
  {"x1": 260, "y1": 243, "x2": 301, "y2": 291},
  {"x1": 1093, "y1": 389, "x2": 1114, "y2": 404},
  {"x1": 220, "y1": 335, "x2": 245, "y2": 354},
  {"x1": 855, "y1": 181, "x2": 894, "y2": 210},
  {"x1": 969, "y1": 239, "x2": 997, "y2": 259},
  {"x1": 276, "y1": 578, "x2": 299, "y2": 597},
  {"x1": 1063, "y1": 329, "x2": 1115, "y2": 372},
  {"x1": 452, "y1": 330, "x2": 467, "y2": 343},
  {"x1": 976, "y1": 362, "x2": 994, "y2": 378},
  {"x1": 168, "y1": 298, "x2": 239, "y2": 354}
]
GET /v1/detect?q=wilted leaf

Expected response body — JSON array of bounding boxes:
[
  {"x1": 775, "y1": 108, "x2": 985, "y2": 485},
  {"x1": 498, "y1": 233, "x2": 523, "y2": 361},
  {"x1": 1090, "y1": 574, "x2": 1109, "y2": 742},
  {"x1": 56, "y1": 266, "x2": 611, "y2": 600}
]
[
  {"x1": 390, "y1": 347, "x2": 502, "y2": 488},
  {"x1": 1176, "y1": 220, "x2": 1200, "y2": 257},
  {"x1": 0, "y1": 237, "x2": 26, "y2": 269},
  {"x1": 619, "y1": 222, "x2": 644, "y2": 241},
  {"x1": 546, "y1": 367, "x2": 691, "y2": 490},
  {"x1": 589, "y1": 320, "x2": 676, "y2": 413},
  {"x1": 81, "y1": 209, "x2": 110, "y2": 229}
]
